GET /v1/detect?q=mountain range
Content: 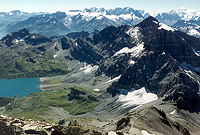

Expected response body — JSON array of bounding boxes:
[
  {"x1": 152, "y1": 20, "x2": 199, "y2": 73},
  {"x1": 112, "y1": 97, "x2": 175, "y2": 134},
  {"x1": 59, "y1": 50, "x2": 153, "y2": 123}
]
[
  {"x1": 1, "y1": 15, "x2": 200, "y2": 135},
  {"x1": 0, "y1": 7, "x2": 200, "y2": 39}
]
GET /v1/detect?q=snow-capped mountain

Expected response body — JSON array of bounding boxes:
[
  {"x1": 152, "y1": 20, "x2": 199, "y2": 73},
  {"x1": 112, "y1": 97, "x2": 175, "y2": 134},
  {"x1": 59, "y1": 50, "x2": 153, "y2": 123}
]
[
  {"x1": 63, "y1": 7, "x2": 150, "y2": 32},
  {"x1": 0, "y1": 10, "x2": 44, "y2": 38},
  {"x1": 5, "y1": 14, "x2": 71, "y2": 38},
  {"x1": 173, "y1": 19, "x2": 200, "y2": 37},
  {"x1": 0, "y1": 7, "x2": 149, "y2": 38},
  {"x1": 1, "y1": 7, "x2": 200, "y2": 39},
  {"x1": 156, "y1": 7, "x2": 200, "y2": 25},
  {"x1": 0, "y1": 10, "x2": 41, "y2": 19}
]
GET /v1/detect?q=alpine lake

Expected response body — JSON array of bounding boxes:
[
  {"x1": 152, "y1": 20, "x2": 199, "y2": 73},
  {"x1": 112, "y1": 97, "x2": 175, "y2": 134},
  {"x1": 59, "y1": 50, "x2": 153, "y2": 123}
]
[{"x1": 0, "y1": 78, "x2": 41, "y2": 98}]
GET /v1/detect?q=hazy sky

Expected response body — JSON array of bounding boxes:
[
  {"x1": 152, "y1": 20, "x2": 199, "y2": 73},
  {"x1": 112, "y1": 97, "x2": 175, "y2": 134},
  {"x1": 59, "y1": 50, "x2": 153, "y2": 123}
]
[{"x1": 0, "y1": 0, "x2": 199, "y2": 14}]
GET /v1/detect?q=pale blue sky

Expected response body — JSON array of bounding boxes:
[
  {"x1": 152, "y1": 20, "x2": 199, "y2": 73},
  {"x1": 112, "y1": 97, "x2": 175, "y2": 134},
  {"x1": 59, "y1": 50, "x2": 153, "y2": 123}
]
[{"x1": 0, "y1": 0, "x2": 199, "y2": 14}]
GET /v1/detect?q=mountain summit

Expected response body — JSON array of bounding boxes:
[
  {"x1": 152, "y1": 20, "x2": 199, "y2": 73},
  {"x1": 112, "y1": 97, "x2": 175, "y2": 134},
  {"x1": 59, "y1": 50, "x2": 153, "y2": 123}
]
[
  {"x1": 136, "y1": 16, "x2": 159, "y2": 28},
  {"x1": 101, "y1": 16, "x2": 200, "y2": 112}
]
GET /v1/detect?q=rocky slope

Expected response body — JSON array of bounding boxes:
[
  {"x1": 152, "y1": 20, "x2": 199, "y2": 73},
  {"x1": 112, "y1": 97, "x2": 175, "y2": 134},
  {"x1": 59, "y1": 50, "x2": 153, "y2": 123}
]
[
  {"x1": 5, "y1": 14, "x2": 71, "y2": 38},
  {"x1": 0, "y1": 10, "x2": 44, "y2": 38},
  {"x1": 95, "y1": 16, "x2": 200, "y2": 113},
  {"x1": 2, "y1": 105, "x2": 200, "y2": 135},
  {"x1": 111, "y1": 106, "x2": 200, "y2": 135},
  {"x1": 0, "y1": 29, "x2": 69, "y2": 79},
  {"x1": 2, "y1": 16, "x2": 200, "y2": 113}
]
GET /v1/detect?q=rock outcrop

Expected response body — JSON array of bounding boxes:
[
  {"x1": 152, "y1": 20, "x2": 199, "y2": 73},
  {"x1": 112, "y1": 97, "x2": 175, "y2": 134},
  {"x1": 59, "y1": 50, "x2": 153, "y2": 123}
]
[
  {"x1": 0, "y1": 115, "x2": 107, "y2": 135},
  {"x1": 114, "y1": 107, "x2": 200, "y2": 135}
]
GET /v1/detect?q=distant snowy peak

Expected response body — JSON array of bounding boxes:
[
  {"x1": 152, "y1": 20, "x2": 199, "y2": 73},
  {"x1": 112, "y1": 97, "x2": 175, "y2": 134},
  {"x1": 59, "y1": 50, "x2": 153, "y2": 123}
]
[
  {"x1": 170, "y1": 7, "x2": 200, "y2": 20},
  {"x1": 63, "y1": 7, "x2": 149, "y2": 32},
  {"x1": 0, "y1": 10, "x2": 44, "y2": 17},
  {"x1": 83, "y1": 7, "x2": 106, "y2": 13},
  {"x1": 156, "y1": 8, "x2": 200, "y2": 25},
  {"x1": 188, "y1": 29, "x2": 200, "y2": 37},
  {"x1": 0, "y1": 10, "x2": 25, "y2": 16},
  {"x1": 65, "y1": 7, "x2": 149, "y2": 19},
  {"x1": 173, "y1": 19, "x2": 200, "y2": 37},
  {"x1": 81, "y1": 7, "x2": 150, "y2": 17},
  {"x1": 8, "y1": 10, "x2": 23, "y2": 15}
]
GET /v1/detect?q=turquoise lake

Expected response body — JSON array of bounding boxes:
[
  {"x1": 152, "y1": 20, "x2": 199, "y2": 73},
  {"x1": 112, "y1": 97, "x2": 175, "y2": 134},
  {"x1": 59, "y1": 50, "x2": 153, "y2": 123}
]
[{"x1": 0, "y1": 78, "x2": 41, "y2": 98}]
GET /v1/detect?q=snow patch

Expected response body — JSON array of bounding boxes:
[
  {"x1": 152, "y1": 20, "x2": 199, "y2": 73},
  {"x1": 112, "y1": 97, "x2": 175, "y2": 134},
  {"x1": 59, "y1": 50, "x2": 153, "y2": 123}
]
[
  {"x1": 158, "y1": 23, "x2": 176, "y2": 32},
  {"x1": 197, "y1": 81, "x2": 200, "y2": 91},
  {"x1": 96, "y1": 15, "x2": 103, "y2": 20},
  {"x1": 15, "y1": 39, "x2": 19, "y2": 43},
  {"x1": 162, "y1": 51, "x2": 166, "y2": 55},
  {"x1": 131, "y1": 43, "x2": 145, "y2": 57},
  {"x1": 188, "y1": 29, "x2": 200, "y2": 37},
  {"x1": 153, "y1": 21, "x2": 158, "y2": 24},
  {"x1": 53, "y1": 55, "x2": 58, "y2": 58},
  {"x1": 129, "y1": 60, "x2": 135, "y2": 65},
  {"x1": 108, "y1": 131, "x2": 117, "y2": 135},
  {"x1": 93, "y1": 88, "x2": 100, "y2": 92},
  {"x1": 102, "y1": 75, "x2": 121, "y2": 85},
  {"x1": 53, "y1": 43, "x2": 57, "y2": 47},
  {"x1": 192, "y1": 47, "x2": 200, "y2": 56},
  {"x1": 184, "y1": 70, "x2": 194, "y2": 79},
  {"x1": 181, "y1": 37, "x2": 186, "y2": 42},
  {"x1": 118, "y1": 87, "x2": 158, "y2": 106},
  {"x1": 114, "y1": 42, "x2": 144, "y2": 57},
  {"x1": 141, "y1": 130, "x2": 155, "y2": 135},
  {"x1": 126, "y1": 27, "x2": 141, "y2": 43},
  {"x1": 170, "y1": 110, "x2": 176, "y2": 115},
  {"x1": 8, "y1": 12, "x2": 13, "y2": 15},
  {"x1": 79, "y1": 64, "x2": 99, "y2": 74}
]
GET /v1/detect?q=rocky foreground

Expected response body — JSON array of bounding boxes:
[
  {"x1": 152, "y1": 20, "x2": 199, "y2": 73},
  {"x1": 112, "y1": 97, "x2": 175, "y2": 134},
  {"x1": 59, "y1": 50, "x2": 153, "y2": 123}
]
[
  {"x1": 1, "y1": 106, "x2": 200, "y2": 135},
  {"x1": 0, "y1": 114, "x2": 107, "y2": 135}
]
